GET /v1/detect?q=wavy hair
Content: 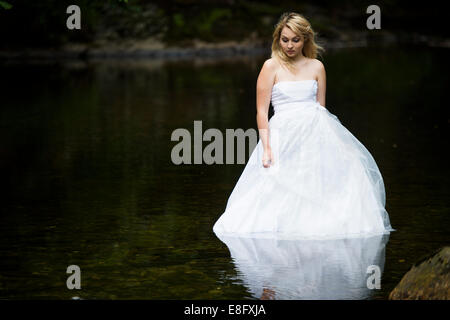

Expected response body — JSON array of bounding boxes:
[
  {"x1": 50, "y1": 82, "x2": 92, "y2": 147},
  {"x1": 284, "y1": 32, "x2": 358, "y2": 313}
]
[{"x1": 271, "y1": 12, "x2": 325, "y2": 72}]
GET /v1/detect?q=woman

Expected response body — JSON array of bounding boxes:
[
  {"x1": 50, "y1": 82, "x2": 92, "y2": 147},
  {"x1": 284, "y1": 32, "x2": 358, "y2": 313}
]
[{"x1": 213, "y1": 12, "x2": 395, "y2": 240}]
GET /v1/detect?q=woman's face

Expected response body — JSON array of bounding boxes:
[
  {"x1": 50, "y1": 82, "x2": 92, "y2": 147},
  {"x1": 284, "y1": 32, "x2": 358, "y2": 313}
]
[{"x1": 279, "y1": 26, "x2": 305, "y2": 58}]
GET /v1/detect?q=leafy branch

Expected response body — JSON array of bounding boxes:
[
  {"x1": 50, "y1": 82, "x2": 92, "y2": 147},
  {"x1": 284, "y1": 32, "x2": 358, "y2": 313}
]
[{"x1": 0, "y1": 1, "x2": 12, "y2": 10}]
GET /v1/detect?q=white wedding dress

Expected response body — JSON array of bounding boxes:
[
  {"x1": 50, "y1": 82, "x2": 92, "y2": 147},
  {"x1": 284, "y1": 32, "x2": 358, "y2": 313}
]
[{"x1": 213, "y1": 79, "x2": 394, "y2": 240}]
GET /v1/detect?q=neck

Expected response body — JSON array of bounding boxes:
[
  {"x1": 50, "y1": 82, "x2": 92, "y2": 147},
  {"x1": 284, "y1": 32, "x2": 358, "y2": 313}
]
[{"x1": 292, "y1": 54, "x2": 306, "y2": 63}]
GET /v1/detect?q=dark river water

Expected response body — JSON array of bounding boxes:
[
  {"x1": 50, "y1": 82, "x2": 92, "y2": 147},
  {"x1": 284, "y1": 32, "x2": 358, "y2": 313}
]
[{"x1": 0, "y1": 45, "x2": 449, "y2": 299}]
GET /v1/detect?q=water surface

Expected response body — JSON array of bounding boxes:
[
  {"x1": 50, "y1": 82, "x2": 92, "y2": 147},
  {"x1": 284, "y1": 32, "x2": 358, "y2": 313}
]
[{"x1": 0, "y1": 46, "x2": 449, "y2": 299}]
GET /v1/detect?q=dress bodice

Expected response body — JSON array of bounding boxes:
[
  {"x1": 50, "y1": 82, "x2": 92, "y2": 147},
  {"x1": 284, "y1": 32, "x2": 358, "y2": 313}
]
[{"x1": 271, "y1": 80, "x2": 324, "y2": 113}]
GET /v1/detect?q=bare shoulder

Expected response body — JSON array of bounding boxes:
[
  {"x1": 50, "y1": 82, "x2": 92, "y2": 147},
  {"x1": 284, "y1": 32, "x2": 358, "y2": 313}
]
[
  {"x1": 262, "y1": 58, "x2": 280, "y2": 71},
  {"x1": 309, "y1": 58, "x2": 325, "y2": 71},
  {"x1": 257, "y1": 58, "x2": 279, "y2": 86},
  {"x1": 309, "y1": 58, "x2": 326, "y2": 82}
]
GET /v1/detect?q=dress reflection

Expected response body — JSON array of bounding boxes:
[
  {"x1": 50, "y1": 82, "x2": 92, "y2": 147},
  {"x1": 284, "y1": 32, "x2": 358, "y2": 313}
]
[{"x1": 216, "y1": 233, "x2": 390, "y2": 300}]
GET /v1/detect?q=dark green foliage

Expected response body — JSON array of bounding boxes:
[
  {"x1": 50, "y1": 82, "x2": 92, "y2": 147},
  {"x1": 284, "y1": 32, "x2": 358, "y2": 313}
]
[{"x1": 0, "y1": 0, "x2": 447, "y2": 49}]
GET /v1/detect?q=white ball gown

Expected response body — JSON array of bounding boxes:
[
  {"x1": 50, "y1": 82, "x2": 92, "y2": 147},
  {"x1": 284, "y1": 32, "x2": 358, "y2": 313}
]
[{"x1": 213, "y1": 79, "x2": 395, "y2": 240}]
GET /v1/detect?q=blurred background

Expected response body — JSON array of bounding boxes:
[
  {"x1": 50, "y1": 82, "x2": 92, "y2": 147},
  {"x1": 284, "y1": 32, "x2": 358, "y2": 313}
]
[
  {"x1": 1, "y1": 0, "x2": 449, "y2": 56},
  {"x1": 0, "y1": 0, "x2": 449, "y2": 300}
]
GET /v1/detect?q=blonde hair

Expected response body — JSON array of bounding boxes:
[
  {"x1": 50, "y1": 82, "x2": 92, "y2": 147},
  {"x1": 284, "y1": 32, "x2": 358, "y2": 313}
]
[{"x1": 271, "y1": 12, "x2": 325, "y2": 72}]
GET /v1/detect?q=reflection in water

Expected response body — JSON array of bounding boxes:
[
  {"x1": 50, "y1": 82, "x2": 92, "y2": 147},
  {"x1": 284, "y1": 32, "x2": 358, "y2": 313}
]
[
  {"x1": 1, "y1": 46, "x2": 448, "y2": 298},
  {"x1": 216, "y1": 233, "x2": 390, "y2": 300}
]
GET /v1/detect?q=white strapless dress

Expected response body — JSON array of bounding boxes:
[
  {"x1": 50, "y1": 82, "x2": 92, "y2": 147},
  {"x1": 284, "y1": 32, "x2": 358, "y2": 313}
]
[{"x1": 213, "y1": 80, "x2": 394, "y2": 240}]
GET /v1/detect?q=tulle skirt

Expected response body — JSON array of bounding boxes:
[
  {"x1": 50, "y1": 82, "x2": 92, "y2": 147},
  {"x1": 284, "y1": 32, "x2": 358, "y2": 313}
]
[{"x1": 213, "y1": 101, "x2": 395, "y2": 240}]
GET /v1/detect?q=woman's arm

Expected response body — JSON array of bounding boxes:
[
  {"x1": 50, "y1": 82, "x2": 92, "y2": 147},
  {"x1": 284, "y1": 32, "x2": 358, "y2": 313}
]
[
  {"x1": 315, "y1": 60, "x2": 326, "y2": 107},
  {"x1": 256, "y1": 59, "x2": 277, "y2": 154}
]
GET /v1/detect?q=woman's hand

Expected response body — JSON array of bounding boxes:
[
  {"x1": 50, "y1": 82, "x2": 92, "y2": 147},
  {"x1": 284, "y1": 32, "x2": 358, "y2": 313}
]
[{"x1": 262, "y1": 148, "x2": 273, "y2": 168}]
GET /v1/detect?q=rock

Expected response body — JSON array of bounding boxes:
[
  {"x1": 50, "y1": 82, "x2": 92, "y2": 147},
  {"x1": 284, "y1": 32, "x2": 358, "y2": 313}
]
[{"x1": 389, "y1": 247, "x2": 450, "y2": 300}]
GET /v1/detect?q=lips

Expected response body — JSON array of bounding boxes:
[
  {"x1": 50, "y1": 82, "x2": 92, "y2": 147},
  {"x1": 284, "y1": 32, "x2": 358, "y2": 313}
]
[{"x1": 287, "y1": 50, "x2": 295, "y2": 53}]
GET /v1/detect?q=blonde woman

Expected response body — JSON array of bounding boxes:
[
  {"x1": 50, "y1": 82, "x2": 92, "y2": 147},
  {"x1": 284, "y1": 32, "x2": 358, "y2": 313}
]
[{"x1": 213, "y1": 12, "x2": 394, "y2": 240}]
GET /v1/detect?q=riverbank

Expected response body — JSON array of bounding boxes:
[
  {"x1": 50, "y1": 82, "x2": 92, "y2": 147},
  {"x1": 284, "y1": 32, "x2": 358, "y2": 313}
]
[{"x1": 1, "y1": 29, "x2": 449, "y2": 61}]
